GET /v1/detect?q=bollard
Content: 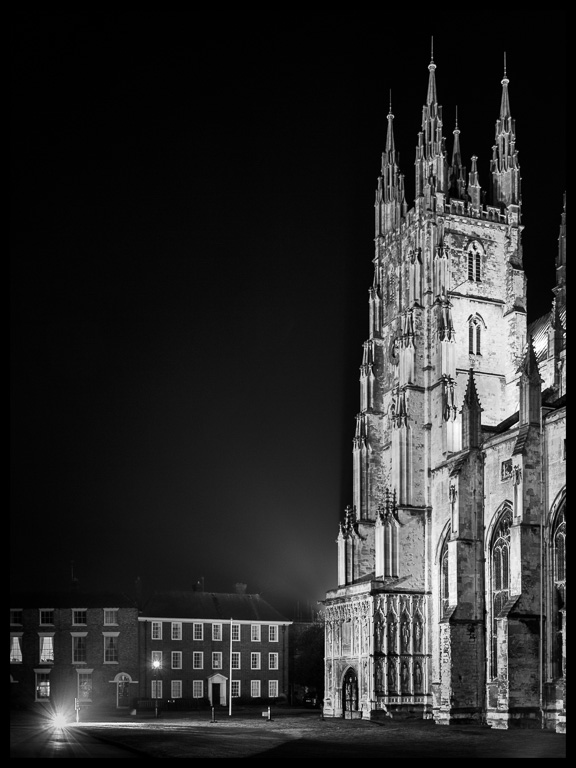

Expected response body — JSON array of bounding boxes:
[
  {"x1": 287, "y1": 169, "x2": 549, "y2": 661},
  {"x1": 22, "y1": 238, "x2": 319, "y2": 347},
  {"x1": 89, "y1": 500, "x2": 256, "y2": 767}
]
[{"x1": 211, "y1": 706, "x2": 216, "y2": 723}]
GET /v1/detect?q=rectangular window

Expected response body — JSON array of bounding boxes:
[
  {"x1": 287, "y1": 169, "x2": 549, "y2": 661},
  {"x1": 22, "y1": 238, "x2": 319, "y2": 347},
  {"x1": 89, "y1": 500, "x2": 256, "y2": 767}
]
[
  {"x1": 268, "y1": 680, "x2": 279, "y2": 698},
  {"x1": 269, "y1": 625, "x2": 278, "y2": 642},
  {"x1": 251, "y1": 625, "x2": 261, "y2": 642},
  {"x1": 72, "y1": 609, "x2": 87, "y2": 625},
  {"x1": 231, "y1": 651, "x2": 241, "y2": 670},
  {"x1": 193, "y1": 623, "x2": 203, "y2": 641},
  {"x1": 171, "y1": 651, "x2": 182, "y2": 669},
  {"x1": 151, "y1": 679, "x2": 163, "y2": 699},
  {"x1": 192, "y1": 680, "x2": 204, "y2": 699},
  {"x1": 39, "y1": 635, "x2": 55, "y2": 664},
  {"x1": 251, "y1": 652, "x2": 261, "y2": 670},
  {"x1": 231, "y1": 680, "x2": 240, "y2": 698},
  {"x1": 103, "y1": 609, "x2": 118, "y2": 626},
  {"x1": 231, "y1": 623, "x2": 240, "y2": 642},
  {"x1": 35, "y1": 671, "x2": 50, "y2": 700},
  {"x1": 268, "y1": 652, "x2": 279, "y2": 670},
  {"x1": 40, "y1": 609, "x2": 54, "y2": 625},
  {"x1": 193, "y1": 651, "x2": 203, "y2": 669},
  {"x1": 72, "y1": 635, "x2": 87, "y2": 663},
  {"x1": 212, "y1": 623, "x2": 222, "y2": 641},
  {"x1": 10, "y1": 609, "x2": 23, "y2": 625},
  {"x1": 171, "y1": 680, "x2": 182, "y2": 699},
  {"x1": 104, "y1": 635, "x2": 119, "y2": 663},
  {"x1": 171, "y1": 622, "x2": 182, "y2": 641},
  {"x1": 78, "y1": 671, "x2": 92, "y2": 702},
  {"x1": 151, "y1": 621, "x2": 162, "y2": 640},
  {"x1": 212, "y1": 652, "x2": 222, "y2": 669},
  {"x1": 250, "y1": 680, "x2": 261, "y2": 698},
  {"x1": 10, "y1": 635, "x2": 23, "y2": 663},
  {"x1": 151, "y1": 650, "x2": 163, "y2": 669}
]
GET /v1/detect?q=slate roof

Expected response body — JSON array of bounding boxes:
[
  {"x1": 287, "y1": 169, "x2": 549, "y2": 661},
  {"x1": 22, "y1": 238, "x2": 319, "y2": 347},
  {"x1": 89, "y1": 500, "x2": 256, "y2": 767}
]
[
  {"x1": 10, "y1": 590, "x2": 138, "y2": 608},
  {"x1": 140, "y1": 590, "x2": 291, "y2": 623}
]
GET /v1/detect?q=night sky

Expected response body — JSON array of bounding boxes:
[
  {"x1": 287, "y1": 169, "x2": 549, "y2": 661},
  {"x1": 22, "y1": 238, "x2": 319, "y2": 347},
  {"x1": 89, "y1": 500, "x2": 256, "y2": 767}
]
[{"x1": 10, "y1": 15, "x2": 566, "y2": 617}]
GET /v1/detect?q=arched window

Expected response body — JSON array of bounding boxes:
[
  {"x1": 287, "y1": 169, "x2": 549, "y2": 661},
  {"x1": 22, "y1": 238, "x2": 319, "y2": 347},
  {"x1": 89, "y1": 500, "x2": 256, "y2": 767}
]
[
  {"x1": 440, "y1": 538, "x2": 449, "y2": 619},
  {"x1": 551, "y1": 504, "x2": 566, "y2": 679},
  {"x1": 467, "y1": 241, "x2": 483, "y2": 282},
  {"x1": 468, "y1": 315, "x2": 484, "y2": 355},
  {"x1": 490, "y1": 507, "x2": 512, "y2": 678}
]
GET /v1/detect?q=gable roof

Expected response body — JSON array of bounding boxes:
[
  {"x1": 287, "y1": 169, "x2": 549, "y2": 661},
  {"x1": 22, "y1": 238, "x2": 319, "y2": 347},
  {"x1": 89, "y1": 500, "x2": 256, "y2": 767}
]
[{"x1": 140, "y1": 590, "x2": 291, "y2": 623}]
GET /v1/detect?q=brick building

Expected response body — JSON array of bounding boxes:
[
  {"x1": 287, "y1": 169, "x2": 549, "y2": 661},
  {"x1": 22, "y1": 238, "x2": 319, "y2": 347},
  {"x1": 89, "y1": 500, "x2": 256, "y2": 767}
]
[
  {"x1": 10, "y1": 590, "x2": 139, "y2": 717},
  {"x1": 322, "y1": 53, "x2": 566, "y2": 732},
  {"x1": 138, "y1": 587, "x2": 292, "y2": 710}
]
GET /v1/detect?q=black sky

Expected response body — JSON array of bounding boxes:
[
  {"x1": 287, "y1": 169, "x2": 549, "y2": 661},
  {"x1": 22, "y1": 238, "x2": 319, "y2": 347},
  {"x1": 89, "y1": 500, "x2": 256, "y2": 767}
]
[{"x1": 10, "y1": 15, "x2": 566, "y2": 617}]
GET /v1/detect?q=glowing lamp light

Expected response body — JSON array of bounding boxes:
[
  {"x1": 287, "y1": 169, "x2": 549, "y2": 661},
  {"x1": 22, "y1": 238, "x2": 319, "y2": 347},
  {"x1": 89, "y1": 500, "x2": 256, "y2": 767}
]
[{"x1": 51, "y1": 712, "x2": 68, "y2": 728}]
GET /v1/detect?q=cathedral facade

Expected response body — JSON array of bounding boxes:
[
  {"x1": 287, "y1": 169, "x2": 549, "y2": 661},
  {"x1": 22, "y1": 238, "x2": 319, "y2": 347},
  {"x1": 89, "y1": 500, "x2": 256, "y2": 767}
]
[{"x1": 322, "y1": 55, "x2": 566, "y2": 732}]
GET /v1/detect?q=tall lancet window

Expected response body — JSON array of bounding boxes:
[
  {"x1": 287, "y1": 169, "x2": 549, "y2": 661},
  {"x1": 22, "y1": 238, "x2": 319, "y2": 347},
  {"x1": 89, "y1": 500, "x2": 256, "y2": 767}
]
[
  {"x1": 440, "y1": 535, "x2": 450, "y2": 619},
  {"x1": 468, "y1": 315, "x2": 484, "y2": 355},
  {"x1": 467, "y1": 241, "x2": 483, "y2": 282},
  {"x1": 490, "y1": 506, "x2": 512, "y2": 679},
  {"x1": 551, "y1": 503, "x2": 566, "y2": 679}
]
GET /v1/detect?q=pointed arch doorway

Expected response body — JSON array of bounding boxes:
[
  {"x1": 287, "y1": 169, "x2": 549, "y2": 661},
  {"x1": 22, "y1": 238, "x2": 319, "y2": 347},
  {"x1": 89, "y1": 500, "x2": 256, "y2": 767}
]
[{"x1": 342, "y1": 668, "x2": 359, "y2": 717}]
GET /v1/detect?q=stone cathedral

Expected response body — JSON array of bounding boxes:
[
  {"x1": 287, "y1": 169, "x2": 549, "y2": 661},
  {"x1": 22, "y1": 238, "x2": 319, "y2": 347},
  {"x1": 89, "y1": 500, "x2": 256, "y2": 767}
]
[{"x1": 322, "y1": 54, "x2": 566, "y2": 732}]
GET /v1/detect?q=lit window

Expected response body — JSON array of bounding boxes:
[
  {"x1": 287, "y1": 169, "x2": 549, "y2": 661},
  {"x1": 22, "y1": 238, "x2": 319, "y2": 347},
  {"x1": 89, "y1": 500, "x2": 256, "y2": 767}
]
[
  {"x1": 231, "y1": 680, "x2": 240, "y2": 698},
  {"x1": 250, "y1": 652, "x2": 261, "y2": 670},
  {"x1": 40, "y1": 609, "x2": 54, "y2": 625},
  {"x1": 269, "y1": 625, "x2": 278, "y2": 642},
  {"x1": 251, "y1": 625, "x2": 261, "y2": 642},
  {"x1": 35, "y1": 671, "x2": 51, "y2": 700},
  {"x1": 231, "y1": 651, "x2": 241, "y2": 670},
  {"x1": 104, "y1": 609, "x2": 118, "y2": 626},
  {"x1": 212, "y1": 652, "x2": 222, "y2": 669},
  {"x1": 104, "y1": 634, "x2": 119, "y2": 663},
  {"x1": 268, "y1": 680, "x2": 279, "y2": 698},
  {"x1": 193, "y1": 680, "x2": 204, "y2": 699},
  {"x1": 250, "y1": 680, "x2": 261, "y2": 698},
  {"x1": 268, "y1": 653, "x2": 279, "y2": 670},
  {"x1": 193, "y1": 652, "x2": 203, "y2": 669},
  {"x1": 151, "y1": 622, "x2": 162, "y2": 640},
  {"x1": 72, "y1": 634, "x2": 87, "y2": 663},
  {"x1": 171, "y1": 680, "x2": 182, "y2": 699},
  {"x1": 151, "y1": 650, "x2": 163, "y2": 668},
  {"x1": 10, "y1": 634, "x2": 23, "y2": 664},
  {"x1": 72, "y1": 609, "x2": 87, "y2": 625},
  {"x1": 171, "y1": 622, "x2": 182, "y2": 640},
  {"x1": 39, "y1": 634, "x2": 55, "y2": 664},
  {"x1": 151, "y1": 679, "x2": 162, "y2": 699},
  {"x1": 212, "y1": 623, "x2": 222, "y2": 641},
  {"x1": 171, "y1": 651, "x2": 182, "y2": 669},
  {"x1": 193, "y1": 623, "x2": 203, "y2": 641}
]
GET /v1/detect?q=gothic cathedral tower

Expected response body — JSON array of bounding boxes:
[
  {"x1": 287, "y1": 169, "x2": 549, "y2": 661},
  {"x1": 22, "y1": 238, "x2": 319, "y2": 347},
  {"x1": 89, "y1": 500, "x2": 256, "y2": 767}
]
[{"x1": 323, "y1": 52, "x2": 566, "y2": 733}]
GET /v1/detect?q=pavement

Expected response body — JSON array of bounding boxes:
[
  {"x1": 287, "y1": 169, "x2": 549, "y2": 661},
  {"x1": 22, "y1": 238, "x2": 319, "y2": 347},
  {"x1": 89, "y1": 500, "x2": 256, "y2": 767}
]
[{"x1": 10, "y1": 705, "x2": 567, "y2": 758}]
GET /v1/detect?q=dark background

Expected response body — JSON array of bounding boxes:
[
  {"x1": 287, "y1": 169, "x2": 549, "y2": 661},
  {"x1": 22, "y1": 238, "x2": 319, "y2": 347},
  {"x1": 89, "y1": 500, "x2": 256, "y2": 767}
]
[{"x1": 10, "y1": 14, "x2": 566, "y2": 617}]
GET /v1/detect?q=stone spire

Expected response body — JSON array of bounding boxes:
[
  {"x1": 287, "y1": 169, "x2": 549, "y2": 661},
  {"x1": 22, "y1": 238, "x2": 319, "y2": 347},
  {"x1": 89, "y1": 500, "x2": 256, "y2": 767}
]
[
  {"x1": 461, "y1": 369, "x2": 483, "y2": 449},
  {"x1": 415, "y1": 43, "x2": 448, "y2": 205},
  {"x1": 449, "y1": 107, "x2": 467, "y2": 200},
  {"x1": 375, "y1": 92, "x2": 406, "y2": 235},
  {"x1": 490, "y1": 54, "x2": 521, "y2": 210},
  {"x1": 518, "y1": 338, "x2": 542, "y2": 426}
]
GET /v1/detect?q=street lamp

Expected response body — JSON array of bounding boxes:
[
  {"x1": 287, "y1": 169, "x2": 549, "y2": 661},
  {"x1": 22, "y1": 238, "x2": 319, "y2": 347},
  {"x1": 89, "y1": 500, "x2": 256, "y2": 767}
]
[{"x1": 152, "y1": 658, "x2": 161, "y2": 718}]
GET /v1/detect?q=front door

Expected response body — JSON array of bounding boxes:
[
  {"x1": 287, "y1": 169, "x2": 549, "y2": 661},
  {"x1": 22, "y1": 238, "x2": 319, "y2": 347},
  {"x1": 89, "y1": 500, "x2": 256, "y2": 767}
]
[
  {"x1": 212, "y1": 683, "x2": 221, "y2": 706},
  {"x1": 343, "y1": 669, "x2": 358, "y2": 713},
  {"x1": 117, "y1": 674, "x2": 130, "y2": 708}
]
